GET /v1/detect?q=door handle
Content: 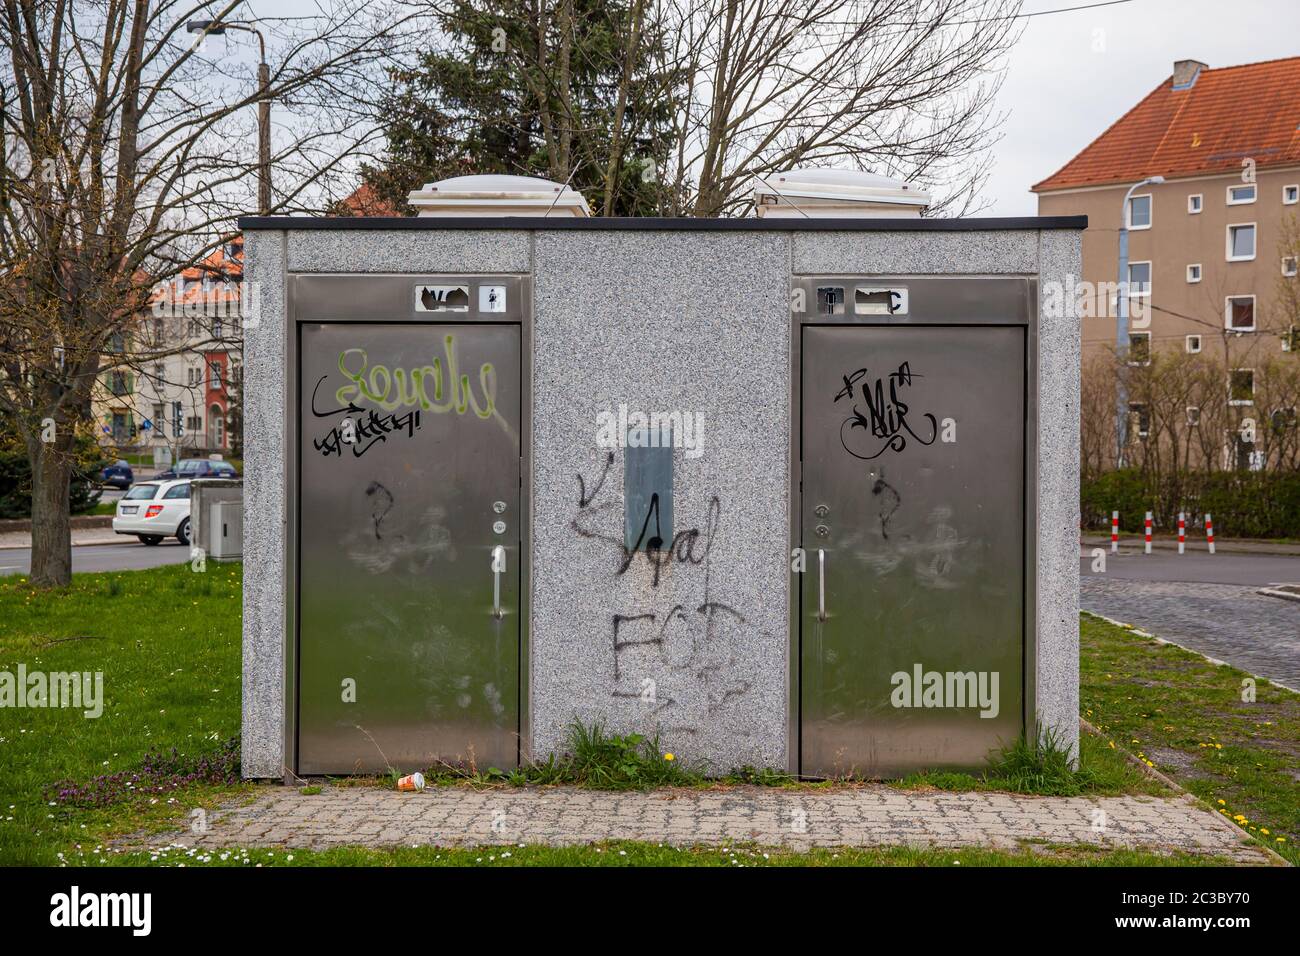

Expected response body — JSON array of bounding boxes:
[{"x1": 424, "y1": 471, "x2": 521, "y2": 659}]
[
  {"x1": 817, "y1": 548, "x2": 826, "y2": 621},
  {"x1": 491, "y1": 545, "x2": 506, "y2": 619}
]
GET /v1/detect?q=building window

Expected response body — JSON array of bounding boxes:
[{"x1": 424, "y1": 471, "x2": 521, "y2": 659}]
[
  {"x1": 209, "y1": 405, "x2": 225, "y2": 447},
  {"x1": 1284, "y1": 184, "x2": 1298, "y2": 205},
  {"x1": 1284, "y1": 255, "x2": 1298, "y2": 277},
  {"x1": 1225, "y1": 295, "x2": 1256, "y2": 332},
  {"x1": 1187, "y1": 194, "x2": 1203, "y2": 214},
  {"x1": 1272, "y1": 407, "x2": 1298, "y2": 431},
  {"x1": 1127, "y1": 331, "x2": 1151, "y2": 365},
  {"x1": 1127, "y1": 261, "x2": 1151, "y2": 295},
  {"x1": 1227, "y1": 183, "x2": 1256, "y2": 205},
  {"x1": 152, "y1": 363, "x2": 165, "y2": 383},
  {"x1": 1186, "y1": 406, "x2": 1201, "y2": 426},
  {"x1": 210, "y1": 362, "x2": 222, "y2": 388},
  {"x1": 109, "y1": 371, "x2": 129, "y2": 395},
  {"x1": 1128, "y1": 402, "x2": 1149, "y2": 439},
  {"x1": 1226, "y1": 223, "x2": 1256, "y2": 261},
  {"x1": 1186, "y1": 334, "x2": 1202, "y2": 354},
  {"x1": 1186, "y1": 263, "x2": 1202, "y2": 283},
  {"x1": 1126, "y1": 194, "x2": 1152, "y2": 229},
  {"x1": 1283, "y1": 327, "x2": 1299, "y2": 353},
  {"x1": 186, "y1": 415, "x2": 202, "y2": 433},
  {"x1": 1229, "y1": 369, "x2": 1255, "y2": 406}
]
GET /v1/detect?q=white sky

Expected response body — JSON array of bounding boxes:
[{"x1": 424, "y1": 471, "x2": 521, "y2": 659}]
[
  {"x1": 986, "y1": 0, "x2": 1300, "y2": 215},
  {"x1": 242, "y1": 0, "x2": 1297, "y2": 215}
]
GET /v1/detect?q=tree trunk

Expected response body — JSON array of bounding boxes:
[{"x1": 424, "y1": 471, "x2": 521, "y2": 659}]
[{"x1": 28, "y1": 439, "x2": 75, "y2": 588}]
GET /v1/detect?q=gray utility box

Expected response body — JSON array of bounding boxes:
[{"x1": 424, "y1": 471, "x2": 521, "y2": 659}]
[
  {"x1": 190, "y1": 478, "x2": 242, "y2": 561},
  {"x1": 237, "y1": 215, "x2": 1084, "y2": 781},
  {"x1": 209, "y1": 500, "x2": 243, "y2": 562}
]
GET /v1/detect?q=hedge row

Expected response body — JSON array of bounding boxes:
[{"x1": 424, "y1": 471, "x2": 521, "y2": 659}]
[
  {"x1": 0, "y1": 445, "x2": 106, "y2": 520},
  {"x1": 1081, "y1": 469, "x2": 1300, "y2": 538}
]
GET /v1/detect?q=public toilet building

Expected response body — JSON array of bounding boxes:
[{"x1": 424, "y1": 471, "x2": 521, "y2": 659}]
[{"x1": 238, "y1": 173, "x2": 1084, "y2": 780}]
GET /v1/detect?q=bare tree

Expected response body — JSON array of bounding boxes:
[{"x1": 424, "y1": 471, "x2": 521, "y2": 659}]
[
  {"x1": 0, "y1": 0, "x2": 421, "y2": 587},
  {"x1": 649, "y1": 0, "x2": 1024, "y2": 217}
]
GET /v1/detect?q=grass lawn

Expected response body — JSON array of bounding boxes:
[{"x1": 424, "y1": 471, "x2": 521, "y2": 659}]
[
  {"x1": 1080, "y1": 612, "x2": 1297, "y2": 865},
  {"x1": 96, "y1": 840, "x2": 1239, "y2": 867},
  {"x1": 0, "y1": 563, "x2": 1291, "y2": 867},
  {"x1": 0, "y1": 563, "x2": 249, "y2": 866}
]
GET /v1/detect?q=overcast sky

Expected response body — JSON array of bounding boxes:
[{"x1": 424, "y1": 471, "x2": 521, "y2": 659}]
[{"x1": 986, "y1": 0, "x2": 1300, "y2": 215}]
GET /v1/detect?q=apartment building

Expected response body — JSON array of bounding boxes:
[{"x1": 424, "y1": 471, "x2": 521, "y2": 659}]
[
  {"x1": 1034, "y1": 57, "x2": 1299, "y2": 364},
  {"x1": 94, "y1": 238, "x2": 244, "y2": 460}
]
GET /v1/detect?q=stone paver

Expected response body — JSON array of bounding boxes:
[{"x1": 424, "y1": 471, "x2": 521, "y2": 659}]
[
  {"x1": 1081, "y1": 577, "x2": 1300, "y2": 689},
  {"x1": 133, "y1": 784, "x2": 1275, "y2": 864}
]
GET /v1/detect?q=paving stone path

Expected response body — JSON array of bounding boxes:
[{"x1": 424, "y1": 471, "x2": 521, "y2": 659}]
[
  {"x1": 138, "y1": 784, "x2": 1275, "y2": 864},
  {"x1": 1081, "y1": 577, "x2": 1300, "y2": 689}
]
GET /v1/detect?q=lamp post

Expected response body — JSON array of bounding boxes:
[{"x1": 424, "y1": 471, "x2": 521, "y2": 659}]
[
  {"x1": 188, "y1": 20, "x2": 271, "y2": 215},
  {"x1": 1115, "y1": 175, "x2": 1165, "y2": 467}
]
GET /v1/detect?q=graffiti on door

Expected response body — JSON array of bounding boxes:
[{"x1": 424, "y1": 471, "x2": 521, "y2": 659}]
[
  {"x1": 835, "y1": 361, "x2": 938, "y2": 460},
  {"x1": 333, "y1": 333, "x2": 508, "y2": 431}
]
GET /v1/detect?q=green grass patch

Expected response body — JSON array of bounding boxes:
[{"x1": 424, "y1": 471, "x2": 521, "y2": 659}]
[
  {"x1": 898, "y1": 728, "x2": 1168, "y2": 797},
  {"x1": 0, "y1": 563, "x2": 249, "y2": 865},
  {"x1": 1080, "y1": 612, "x2": 1298, "y2": 864},
  {"x1": 96, "y1": 839, "x2": 1235, "y2": 868}
]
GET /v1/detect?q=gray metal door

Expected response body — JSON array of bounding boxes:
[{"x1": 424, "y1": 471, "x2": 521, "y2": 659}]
[
  {"x1": 800, "y1": 325, "x2": 1024, "y2": 777},
  {"x1": 297, "y1": 322, "x2": 521, "y2": 774}
]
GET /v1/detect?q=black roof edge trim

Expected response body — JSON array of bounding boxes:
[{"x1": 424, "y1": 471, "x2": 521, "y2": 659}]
[{"x1": 237, "y1": 214, "x2": 1088, "y2": 232}]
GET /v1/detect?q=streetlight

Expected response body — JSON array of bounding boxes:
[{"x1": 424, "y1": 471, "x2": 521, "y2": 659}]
[
  {"x1": 1115, "y1": 174, "x2": 1165, "y2": 467},
  {"x1": 188, "y1": 19, "x2": 271, "y2": 215}
]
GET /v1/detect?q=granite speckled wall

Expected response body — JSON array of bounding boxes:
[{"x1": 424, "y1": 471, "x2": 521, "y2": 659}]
[{"x1": 240, "y1": 222, "x2": 1082, "y2": 777}]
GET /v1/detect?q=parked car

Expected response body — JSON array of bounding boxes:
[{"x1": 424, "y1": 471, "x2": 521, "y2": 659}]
[
  {"x1": 112, "y1": 479, "x2": 192, "y2": 546},
  {"x1": 157, "y1": 458, "x2": 239, "y2": 481},
  {"x1": 101, "y1": 459, "x2": 134, "y2": 489}
]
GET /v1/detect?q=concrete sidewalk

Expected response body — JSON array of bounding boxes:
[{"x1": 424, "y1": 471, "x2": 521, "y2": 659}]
[
  {"x1": 0, "y1": 528, "x2": 122, "y2": 550},
  {"x1": 137, "y1": 784, "x2": 1277, "y2": 864}
]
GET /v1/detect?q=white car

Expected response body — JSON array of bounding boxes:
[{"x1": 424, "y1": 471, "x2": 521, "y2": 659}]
[{"x1": 112, "y1": 479, "x2": 192, "y2": 546}]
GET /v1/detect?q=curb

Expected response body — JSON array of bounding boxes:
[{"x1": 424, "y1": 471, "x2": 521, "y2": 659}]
[
  {"x1": 0, "y1": 536, "x2": 131, "y2": 551},
  {"x1": 1081, "y1": 609, "x2": 1300, "y2": 694},
  {"x1": 1080, "y1": 619, "x2": 1293, "y2": 867},
  {"x1": 1257, "y1": 587, "x2": 1300, "y2": 604},
  {"x1": 1081, "y1": 535, "x2": 1300, "y2": 557},
  {"x1": 1080, "y1": 716, "x2": 1289, "y2": 868},
  {"x1": 0, "y1": 514, "x2": 114, "y2": 534}
]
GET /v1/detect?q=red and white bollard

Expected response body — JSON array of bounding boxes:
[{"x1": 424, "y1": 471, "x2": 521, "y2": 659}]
[
  {"x1": 1206, "y1": 513, "x2": 1215, "y2": 555},
  {"x1": 1178, "y1": 512, "x2": 1186, "y2": 554},
  {"x1": 1144, "y1": 511, "x2": 1153, "y2": 554},
  {"x1": 1111, "y1": 511, "x2": 1119, "y2": 553}
]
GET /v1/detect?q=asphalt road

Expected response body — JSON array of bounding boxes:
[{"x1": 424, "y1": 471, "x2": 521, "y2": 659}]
[
  {"x1": 1079, "y1": 547, "x2": 1300, "y2": 586},
  {"x1": 0, "y1": 540, "x2": 191, "y2": 576}
]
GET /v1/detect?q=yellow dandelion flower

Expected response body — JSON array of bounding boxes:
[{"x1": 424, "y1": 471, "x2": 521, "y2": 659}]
[
  {"x1": 663, "y1": 753, "x2": 674, "y2": 761},
  {"x1": 1260, "y1": 829, "x2": 1269, "y2": 835},
  {"x1": 1218, "y1": 799, "x2": 1226, "y2": 805}
]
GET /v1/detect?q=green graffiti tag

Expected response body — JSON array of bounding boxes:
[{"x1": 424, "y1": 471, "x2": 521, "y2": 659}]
[{"x1": 335, "y1": 334, "x2": 498, "y2": 421}]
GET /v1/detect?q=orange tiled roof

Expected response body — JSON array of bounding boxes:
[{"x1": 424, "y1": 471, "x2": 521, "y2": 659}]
[
  {"x1": 1033, "y1": 56, "x2": 1300, "y2": 192},
  {"x1": 338, "y1": 182, "x2": 403, "y2": 216}
]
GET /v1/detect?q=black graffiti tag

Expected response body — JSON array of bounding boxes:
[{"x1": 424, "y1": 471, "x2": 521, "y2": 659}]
[
  {"x1": 835, "y1": 362, "x2": 938, "y2": 460},
  {"x1": 313, "y1": 408, "x2": 421, "y2": 458}
]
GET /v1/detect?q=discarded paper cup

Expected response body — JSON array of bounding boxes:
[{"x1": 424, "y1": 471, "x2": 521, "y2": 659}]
[{"x1": 396, "y1": 772, "x2": 425, "y2": 792}]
